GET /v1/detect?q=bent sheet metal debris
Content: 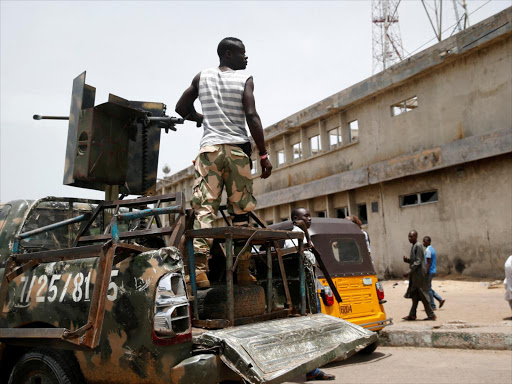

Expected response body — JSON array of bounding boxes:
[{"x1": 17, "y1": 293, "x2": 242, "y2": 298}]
[{"x1": 193, "y1": 313, "x2": 377, "y2": 384}]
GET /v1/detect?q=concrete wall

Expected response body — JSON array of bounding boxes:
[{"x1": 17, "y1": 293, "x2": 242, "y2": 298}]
[
  {"x1": 362, "y1": 154, "x2": 512, "y2": 279},
  {"x1": 251, "y1": 155, "x2": 512, "y2": 279},
  {"x1": 158, "y1": 10, "x2": 512, "y2": 279},
  {"x1": 251, "y1": 35, "x2": 512, "y2": 198}
]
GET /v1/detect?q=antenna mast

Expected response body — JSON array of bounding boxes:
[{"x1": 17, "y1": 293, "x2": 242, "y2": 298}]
[
  {"x1": 372, "y1": 0, "x2": 404, "y2": 74},
  {"x1": 421, "y1": 0, "x2": 471, "y2": 42}
]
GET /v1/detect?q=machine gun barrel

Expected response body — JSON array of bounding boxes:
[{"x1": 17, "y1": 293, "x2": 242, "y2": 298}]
[
  {"x1": 33, "y1": 115, "x2": 69, "y2": 120},
  {"x1": 140, "y1": 116, "x2": 184, "y2": 132},
  {"x1": 147, "y1": 116, "x2": 184, "y2": 124}
]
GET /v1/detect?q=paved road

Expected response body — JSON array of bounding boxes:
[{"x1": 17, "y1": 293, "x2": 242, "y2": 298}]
[
  {"x1": 284, "y1": 347, "x2": 512, "y2": 384},
  {"x1": 381, "y1": 279, "x2": 512, "y2": 325}
]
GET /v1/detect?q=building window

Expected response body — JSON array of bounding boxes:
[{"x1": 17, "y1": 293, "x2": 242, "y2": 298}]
[
  {"x1": 400, "y1": 190, "x2": 438, "y2": 207},
  {"x1": 277, "y1": 150, "x2": 286, "y2": 167},
  {"x1": 349, "y1": 120, "x2": 359, "y2": 142},
  {"x1": 391, "y1": 96, "x2": 418, "y2": 116},
  {"x1": 336, "y1": 207, "x2": 348, "y2": 218},
  {"x1": 292, "y1": 142, "x2": 302, "y2": 161},
  {"x1": 316, "y1": 211, "x2": 326, "y2": 218},
  {"x1": 251, "y1": 159, "x2": 257, "y2": 175},
  {"x1": 420, "y1": 191, "x2": 438, "y2": 203},
  {"x1": 357, "y1": 203, "x2": 368, "y2": 225},
  {"x1": 371, "y1": 201, "x2": 379, "y2": 213},
  {"x1": 309, "y1": 135, "x2": 321, "y2": 156},
  {"x1": 328, "y1": 127, "x2": 342, "y2": 149}
]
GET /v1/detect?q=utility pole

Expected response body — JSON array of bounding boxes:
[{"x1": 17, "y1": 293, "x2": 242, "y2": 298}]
[{"x1": 372, "y1": 0, "x2": 404, "y2": 74}]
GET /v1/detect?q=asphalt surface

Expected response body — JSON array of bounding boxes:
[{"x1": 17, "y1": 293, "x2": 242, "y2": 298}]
[{"x1": 284, "y1": 347, "x2": 512, "y2": 384}]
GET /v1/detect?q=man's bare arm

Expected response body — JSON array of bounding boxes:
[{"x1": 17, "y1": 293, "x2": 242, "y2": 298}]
[
  {"x1": 243, "y1": 77, "x2": 272, "y2": 179},
  {"x1": 175, "y1": 73, "x2": 203, "y2": 127}
]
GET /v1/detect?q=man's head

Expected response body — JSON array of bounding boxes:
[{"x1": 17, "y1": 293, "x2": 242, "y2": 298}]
[
  {"x1": 217, "y1": 37, "x2": 247, "y2": 70},
  {"x1": 408, "y1": 230, "x2": 418, "y2": 244},
  {"x1": 291, "y1": 207, "x2": 311, "y2": 229},
  {"x1": 423, "y1": 236, "x2": 431, "y2": 247}
]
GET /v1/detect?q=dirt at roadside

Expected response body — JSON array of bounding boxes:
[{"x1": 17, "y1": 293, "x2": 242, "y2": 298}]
[{"x1": 381, "y1": 279, "x2": 512, "y2": 325}]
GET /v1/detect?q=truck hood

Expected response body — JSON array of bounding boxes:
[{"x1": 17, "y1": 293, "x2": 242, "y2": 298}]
[{"x1": 193, "y1": 313, "x2": 376, "y2": 384}]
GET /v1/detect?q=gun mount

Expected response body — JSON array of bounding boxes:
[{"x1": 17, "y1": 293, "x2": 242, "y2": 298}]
[{"x1": 34, "y1": 71, "x2": 184, "y2": 197}]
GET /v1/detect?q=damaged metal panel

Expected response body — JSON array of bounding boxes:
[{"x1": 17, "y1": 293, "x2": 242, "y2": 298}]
[
  {"x1": 63, "y1": 71, "x2": 97, "y2": 187},
  {"x1": 62, "y1": 73, "x2": 170, "y2": 196},
  {"x1": 169, "y1": 354, "x2": 241, "y2": 384},
  {"x1": 119, "y1": 99, "x2": 165, "y2": 196},
  {"x1": 72, "y1": 102, "x2": 146, "y2": 186},
  {"x1": 194, "y1": 313, "x2": 377, "y2": 384}
]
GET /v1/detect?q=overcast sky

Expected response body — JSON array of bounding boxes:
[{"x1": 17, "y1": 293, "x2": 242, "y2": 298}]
[{"x1": 1, "y1": 0, "x2": 510, "y2": 202}]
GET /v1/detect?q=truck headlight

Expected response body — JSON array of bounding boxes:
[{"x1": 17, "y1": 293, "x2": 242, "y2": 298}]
[{"x1": 154, "y1": 273, "x2": 190, "y2": 338}]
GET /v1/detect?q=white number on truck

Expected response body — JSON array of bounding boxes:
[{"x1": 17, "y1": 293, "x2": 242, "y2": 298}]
[
  {"x1": 107, "y1": 269, "x2": 119, "y2": 301},
  {"x1": 17, "y1": 270, "x2": 120, "y2": 304},
  {"x1": 35, "y1": 275, "x2": 48, "y2": 302},
  {"x1": 47, "y1": 274, "x2": 61, "y2": 303}
]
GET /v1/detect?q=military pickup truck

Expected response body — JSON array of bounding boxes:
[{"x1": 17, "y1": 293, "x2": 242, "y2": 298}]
[{"x1": 0, "y1": 193, "x2": 376, "y2": 384}]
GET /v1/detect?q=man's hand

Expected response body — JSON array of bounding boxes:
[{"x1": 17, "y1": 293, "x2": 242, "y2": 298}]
[
  {"x1": 186, "y1": 111, "x2": 203, "y2": 127},
  {"x1": 403, "y1": 272, "x2": 410, "y2": 278},
  {"x1": 403, "y1": 255, "x2": 410, "y2": 263},
  {"x1": 195, "y1": 113, "x2": 203, "y2": 127},
  {"x1": 260, "y1": 157, "x2": 272, "y2": 179}
]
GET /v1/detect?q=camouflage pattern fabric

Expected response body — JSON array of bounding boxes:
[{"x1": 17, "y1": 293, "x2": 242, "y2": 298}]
[{"x1": 191, "y1": 144, "x2": 256, "y2": 260}]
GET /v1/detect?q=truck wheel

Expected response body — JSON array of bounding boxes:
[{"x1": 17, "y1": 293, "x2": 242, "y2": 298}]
[
  {"x1": 359, "y1": 340, "x2": 378, "y2": 355},
  {"x1": 199, "y1": 284, "x2": 266, "y2": 320},
  {"x1": 8, "y1": 348, "x2": 85, "y2": 384}
]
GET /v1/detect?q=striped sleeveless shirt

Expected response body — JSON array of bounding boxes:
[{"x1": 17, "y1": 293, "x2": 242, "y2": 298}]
[{"x1": 198, "y1": 67, "x2": 252, "y2": 148}]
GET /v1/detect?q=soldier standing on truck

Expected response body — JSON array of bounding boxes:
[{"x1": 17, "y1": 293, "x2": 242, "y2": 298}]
[{"x1": 175, "y1": 37, "x2": 272, "y2": 289}]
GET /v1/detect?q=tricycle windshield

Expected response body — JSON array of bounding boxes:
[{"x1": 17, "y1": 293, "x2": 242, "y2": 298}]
[{"x1": 331, "y1": 238, "x2": 362, "y2": 264}]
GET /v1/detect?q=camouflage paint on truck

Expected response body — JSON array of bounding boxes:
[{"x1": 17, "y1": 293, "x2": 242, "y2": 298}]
[
  {"x1": 1, "y1": 245, "x2": 194, "y2": 384},
  {"x1": 0, "y1": 200, "x2": 32, "y2": 272},
  {"x1": 0, "y1": 195, "x2": 377, "y2": 384}
]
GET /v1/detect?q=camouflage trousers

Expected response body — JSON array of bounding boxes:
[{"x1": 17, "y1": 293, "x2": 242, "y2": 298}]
[{"x1": 191, "y1": 144, "x2": 257, "y2": 267}]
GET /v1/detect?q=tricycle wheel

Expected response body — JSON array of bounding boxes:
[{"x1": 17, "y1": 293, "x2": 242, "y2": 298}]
[{"x1": 8, "y1": 348, "x2": 85, "y2": 384}]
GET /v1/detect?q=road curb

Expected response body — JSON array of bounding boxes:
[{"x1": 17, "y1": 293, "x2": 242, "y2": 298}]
[{"x1": 379, "y1": 326, "x2": 512, "y2": 350}]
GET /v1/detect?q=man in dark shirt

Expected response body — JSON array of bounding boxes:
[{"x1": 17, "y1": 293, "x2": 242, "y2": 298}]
[{"x1": 403, "y1": 230, "x2": 436, "y2": 321}]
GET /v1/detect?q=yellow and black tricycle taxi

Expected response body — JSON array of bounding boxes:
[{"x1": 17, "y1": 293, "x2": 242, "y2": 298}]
[{"x1": 271, "y1": 218, "x2": 392, "y2": 354}]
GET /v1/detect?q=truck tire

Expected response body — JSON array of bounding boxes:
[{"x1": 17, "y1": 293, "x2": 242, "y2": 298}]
[
  {"x1": 8, "y1": 348, "x2": 85, "y2": 384},
  {"x1": 359, "y1": 340, "x2": 378, "y2": 355},
  {"x1": 198, "y1": 284, "x2": 266, "y2": 320}
]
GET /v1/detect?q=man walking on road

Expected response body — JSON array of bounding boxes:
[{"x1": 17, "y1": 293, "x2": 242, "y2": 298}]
[
  {"x1": 175, "y1": 37, "x2": 272, "y2": 288},
  {"x1": 423, "y1": 236, "x2": 445, "y2": 310},
  {"x1": 403, "y1": 230, "x2": 436, "y2": 321}
]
